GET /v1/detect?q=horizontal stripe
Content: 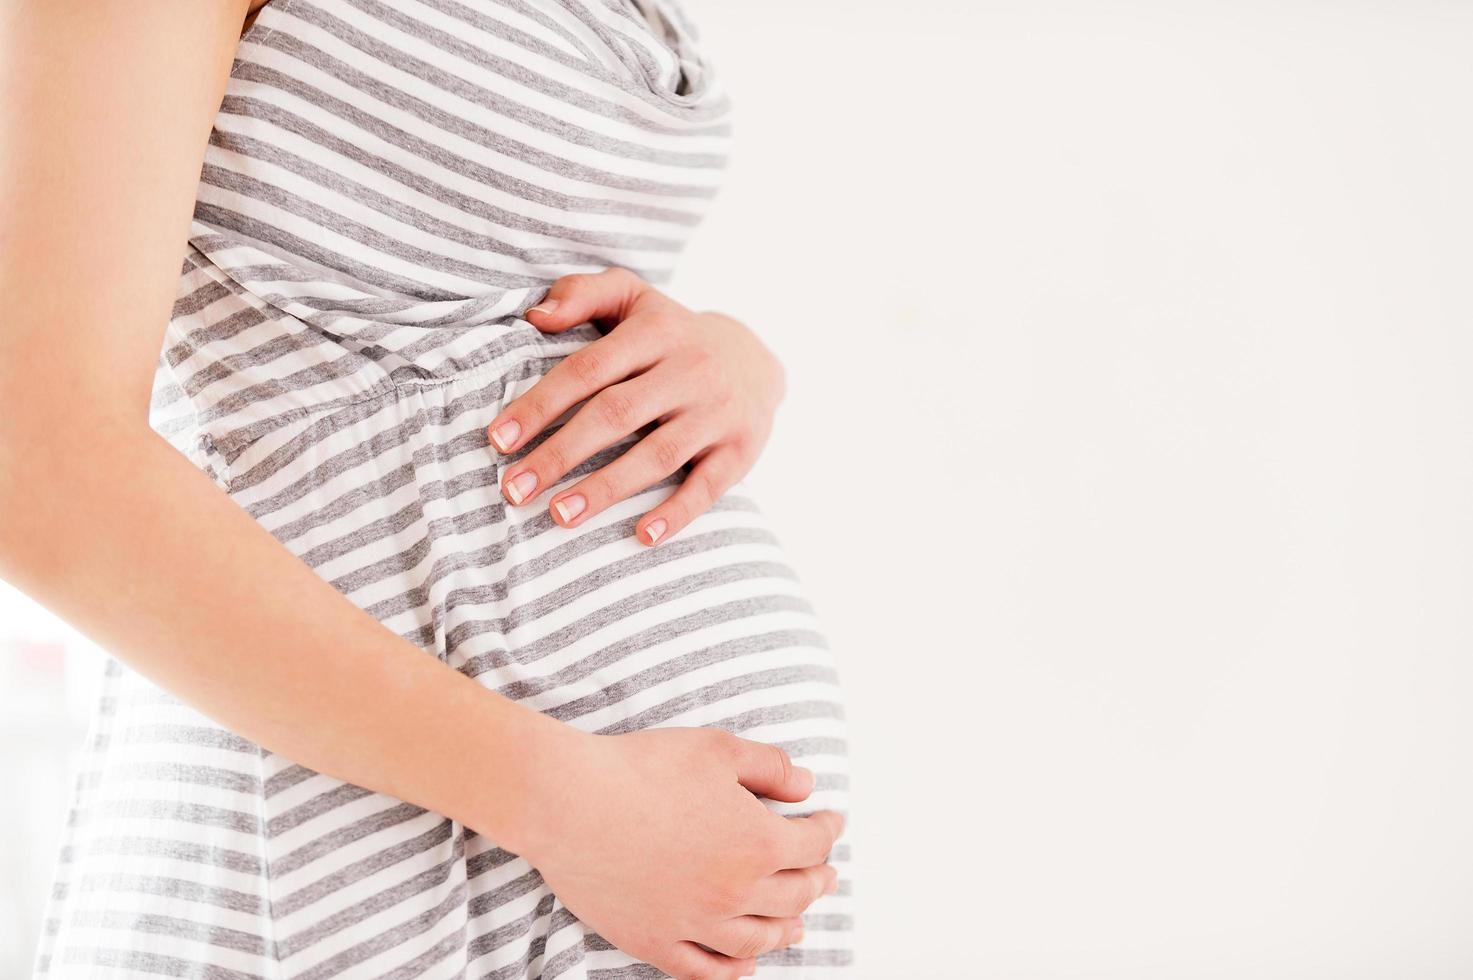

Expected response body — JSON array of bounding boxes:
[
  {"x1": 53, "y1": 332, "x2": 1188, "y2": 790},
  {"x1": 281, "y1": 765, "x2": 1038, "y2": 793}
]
[{"x1": 41, "y1": 1, "x2": 853, "y2": 978}]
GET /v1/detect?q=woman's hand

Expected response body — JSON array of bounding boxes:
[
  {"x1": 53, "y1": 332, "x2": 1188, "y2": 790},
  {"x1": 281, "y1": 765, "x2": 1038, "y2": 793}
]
[
  {"x1": 486, "y1": 268, "x2": 786, "y2": 546},
  {"x1": 514, "y1": 726, "x2": 844, "y2": 980}
]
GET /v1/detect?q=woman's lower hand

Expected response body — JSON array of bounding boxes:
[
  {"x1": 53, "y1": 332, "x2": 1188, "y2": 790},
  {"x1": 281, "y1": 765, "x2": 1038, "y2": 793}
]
[
  {"x1": 486, "y1": 268, "x2": 786, "y2": 547},
  {"x1": 513, "y1": 726, "x2": 844, "y2": 980}
]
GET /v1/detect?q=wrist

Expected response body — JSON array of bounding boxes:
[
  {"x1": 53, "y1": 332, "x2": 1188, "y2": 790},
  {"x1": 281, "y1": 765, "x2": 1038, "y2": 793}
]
[{"x1": 462, "y1": 699, "x2": 596, "y2": 860}]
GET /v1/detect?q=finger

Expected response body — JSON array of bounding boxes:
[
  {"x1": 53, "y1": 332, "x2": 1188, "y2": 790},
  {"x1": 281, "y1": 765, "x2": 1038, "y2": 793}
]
[
  {"x1": 485, "y1": 331, "x2": 654, "y2": 455},
  {"x1": 661, "y1": 940, "x2": 755, "y2": 980},
  {"x1": 771, "y1": 810, "x2": 846, "y2": 871},
  {"x1": 636, "y1": 443, "x2": 745, "y2": 547},
  {"x1": 548, "y1": 414, "x2": 706, "y2": 528},
  {"x1": 746, "y1": 865, "x2": 839, "y2": 917},
  {"x1": 730, "y1": 738, "x2": 813, "y2": 803},
  {"x1": 698, "y1": 916, "x2": 805, "y2": 960},
  {"x1": 499, "y1": 375, "x2": 668, "y2": 508},
  {"x1": 523, "y1": 267, "x2": 652, "y2": 334}
]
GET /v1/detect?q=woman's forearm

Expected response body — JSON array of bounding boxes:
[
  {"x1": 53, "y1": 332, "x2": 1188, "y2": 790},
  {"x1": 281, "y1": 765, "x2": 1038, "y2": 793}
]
[
  {"x1": 0, "y1": 0, "x2": 574, "y2": 847},
  {"x1": 0, "y1": 415, "x2": 578, "y2": 857}
]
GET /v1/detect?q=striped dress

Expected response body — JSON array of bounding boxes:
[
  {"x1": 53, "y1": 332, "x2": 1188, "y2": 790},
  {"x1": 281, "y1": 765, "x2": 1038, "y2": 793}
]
[{"x1": 32, "y1": 0, "x2": 853, "y2": 977}]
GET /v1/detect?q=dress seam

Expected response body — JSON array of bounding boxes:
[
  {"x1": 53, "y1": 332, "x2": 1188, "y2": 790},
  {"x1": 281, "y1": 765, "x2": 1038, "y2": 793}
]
[
  {"x1": 254, "y1": 746, "x2": 284, "y2": 978},
  {"x1": 209, "y1": 350, "x2": 557, "y2": 490}
]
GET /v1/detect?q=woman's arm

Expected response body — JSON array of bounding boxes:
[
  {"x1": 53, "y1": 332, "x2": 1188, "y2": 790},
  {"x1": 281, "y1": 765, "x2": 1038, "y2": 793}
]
[
  {"x1": 0, "y1": 5, "x2": 839, "y2": 978},
  {"x1": 0, "y1": 0, "x2": 568, "y2": 864}
]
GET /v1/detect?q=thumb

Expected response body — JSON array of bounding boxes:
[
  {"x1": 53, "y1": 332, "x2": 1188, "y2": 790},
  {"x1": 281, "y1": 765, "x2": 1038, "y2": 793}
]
[
  {"x1": 731, "y1": 738, "x2": 815, "y2": 803},
  {"x1": 523, "y1": 267, "x2": 649, "y2": 333}
]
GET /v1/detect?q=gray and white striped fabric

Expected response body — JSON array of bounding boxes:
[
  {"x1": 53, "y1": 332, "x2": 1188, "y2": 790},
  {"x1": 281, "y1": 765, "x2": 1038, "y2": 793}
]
[{"x1": 33, "y1": 0, "x2": 853, "y2": 977}]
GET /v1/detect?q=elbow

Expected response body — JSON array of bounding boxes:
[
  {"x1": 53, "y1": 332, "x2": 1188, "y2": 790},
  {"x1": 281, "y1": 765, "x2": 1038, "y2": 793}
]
[{"x1": 0, "y1": 408, "x2": 148, "y2": 584}]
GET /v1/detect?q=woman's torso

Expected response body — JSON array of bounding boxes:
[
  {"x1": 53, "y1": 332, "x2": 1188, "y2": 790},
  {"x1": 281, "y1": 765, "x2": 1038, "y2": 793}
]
[
  {"x1": 150, "y1": 0, "x2": 732, "y2": 475},
  {"x1": 35, "y1": 3, "x2": 854, "y2": 977}
]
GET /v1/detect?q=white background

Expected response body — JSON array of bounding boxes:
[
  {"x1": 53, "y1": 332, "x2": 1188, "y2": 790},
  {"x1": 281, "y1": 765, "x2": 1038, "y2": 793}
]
[
  {"x1": 679, "y1": 1, "x2": 1473, "y2": 977},
  {"x1": 6, "y1": 2, "x2": 1473, "y2": 977}
]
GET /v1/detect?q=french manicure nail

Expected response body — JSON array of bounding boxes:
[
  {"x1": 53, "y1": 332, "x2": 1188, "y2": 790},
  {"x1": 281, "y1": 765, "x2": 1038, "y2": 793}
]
[
  {"x1": 527, "y1": 299, "x2": 559, "y2": 316},
  {"x1": 504, "y1": 471, "x2": 537, "y2": 505},
  {"x1": 553, "y1": 493, "x2": 586, "y2": 523},
  {"x1": 642, "y1": 518, "x2": 667, "y2": 545},
  {"x1": 490, "y1": 419, "x2": 520, "y2": 452}
]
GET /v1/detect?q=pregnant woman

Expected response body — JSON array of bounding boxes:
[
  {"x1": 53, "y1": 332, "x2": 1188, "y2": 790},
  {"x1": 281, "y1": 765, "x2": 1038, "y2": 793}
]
[{"x1": 0, "y1": 1, "x2": 851, "y2": 977}]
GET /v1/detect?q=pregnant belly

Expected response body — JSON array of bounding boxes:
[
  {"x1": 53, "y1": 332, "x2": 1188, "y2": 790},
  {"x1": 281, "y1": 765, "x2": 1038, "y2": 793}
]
[
  {"x1": 231, "y1": 345, "x2": 854, "y2": 958},
  {"x1": 76, "y1": 337, "x2": 854, "y2": 979},
  {"x1": 217, "y1": 344, "x2": 847, "y2": 744}
]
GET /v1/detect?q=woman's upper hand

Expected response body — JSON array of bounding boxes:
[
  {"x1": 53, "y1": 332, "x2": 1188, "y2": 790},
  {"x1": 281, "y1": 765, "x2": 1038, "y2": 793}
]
[
  {"x1": 513, "y1": 726, "x2": 844, "y2": 980},
  {"x1": 485, "y1": 268, "x2": 786, "y2": 547}
]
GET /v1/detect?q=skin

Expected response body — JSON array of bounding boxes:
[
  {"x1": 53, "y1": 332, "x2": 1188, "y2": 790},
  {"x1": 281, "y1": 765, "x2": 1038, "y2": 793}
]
[
  {"x1": 488, "y1": 268, "x2": 787, "y2": 547},
  {"x1": 0, "y1": 3, "x2": 835, "y2": 979}
]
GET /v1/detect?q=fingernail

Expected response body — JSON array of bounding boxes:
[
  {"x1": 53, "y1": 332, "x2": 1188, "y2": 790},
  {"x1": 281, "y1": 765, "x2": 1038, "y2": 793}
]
[
  {"x1": 489, "y1": 419, "x2": 520, "y2": 452},
  {"x1": 824, "y1": 877, "x2": 839, "y2": 896},
  {"x1": 794, "y1": 766, "x2": 816, "y2": 793},
  {"x1": 642, "y1": 518, "x2": 667, "y2": 545},
  {"x1": 787, "y1": 924, "x2": 805, "y2": 945},
  {"x1": 504, "y1": 471, "x2": 537, "y2": 505},
  {"x1": 553, "y1": 493, "x2": 586, "y2": 524},
  {"x1": 527, "y1": 299, "x2": 559, "y2": 316}
]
